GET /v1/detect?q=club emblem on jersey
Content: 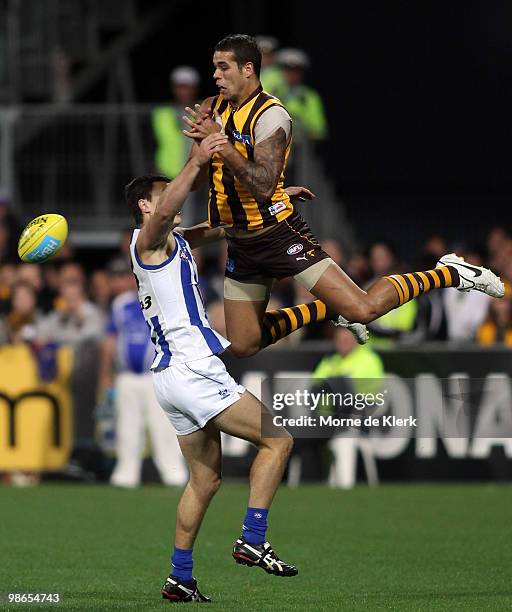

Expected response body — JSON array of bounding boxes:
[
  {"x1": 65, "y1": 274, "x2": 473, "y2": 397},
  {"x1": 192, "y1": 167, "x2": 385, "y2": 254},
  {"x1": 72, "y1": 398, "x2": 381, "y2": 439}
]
[
  {"x1": 232, "y1": 130, "x2": 251, "y2": 146},
  {"x1": 287, "y1": 243, "x2": 304, "y2": 256}
]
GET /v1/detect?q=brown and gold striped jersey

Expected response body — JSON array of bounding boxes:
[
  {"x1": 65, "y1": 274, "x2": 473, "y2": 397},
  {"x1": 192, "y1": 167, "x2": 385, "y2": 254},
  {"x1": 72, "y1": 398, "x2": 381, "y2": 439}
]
[{"x1": 208, "y1": 85, "x2": 294, "y2": 230}]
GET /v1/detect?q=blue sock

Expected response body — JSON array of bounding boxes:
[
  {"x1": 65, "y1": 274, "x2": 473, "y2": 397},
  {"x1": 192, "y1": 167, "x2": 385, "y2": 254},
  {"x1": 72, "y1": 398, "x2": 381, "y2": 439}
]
[
  {"x1": 242, "y1": 507, "x2": 268, "y2": 545},
  {"x1": 171, "y1": 547, "x2": 193, "y2": 582}
]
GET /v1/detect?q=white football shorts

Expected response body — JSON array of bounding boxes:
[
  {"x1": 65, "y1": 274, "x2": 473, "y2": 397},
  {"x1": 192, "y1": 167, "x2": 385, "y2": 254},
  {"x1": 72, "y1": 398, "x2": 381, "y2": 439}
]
[{"x1": 152, "y1": 354, "x2": 245, "y2": 435}]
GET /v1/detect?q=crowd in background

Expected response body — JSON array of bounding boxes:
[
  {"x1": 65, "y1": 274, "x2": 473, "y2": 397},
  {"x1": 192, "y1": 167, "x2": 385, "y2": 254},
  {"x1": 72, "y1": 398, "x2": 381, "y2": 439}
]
[
  {"x1": 0, "y1": 203, "x2": 511, "y2": 354},
  {"x1": 1, "y1": 36, "x2": 511, "y2": 487}
]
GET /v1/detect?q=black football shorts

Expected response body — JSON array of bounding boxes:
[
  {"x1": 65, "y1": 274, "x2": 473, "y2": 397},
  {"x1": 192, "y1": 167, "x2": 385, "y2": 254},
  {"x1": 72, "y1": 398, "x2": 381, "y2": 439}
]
[{"x1": 225, "y1": 212, "x2": 330, "y2": 282}]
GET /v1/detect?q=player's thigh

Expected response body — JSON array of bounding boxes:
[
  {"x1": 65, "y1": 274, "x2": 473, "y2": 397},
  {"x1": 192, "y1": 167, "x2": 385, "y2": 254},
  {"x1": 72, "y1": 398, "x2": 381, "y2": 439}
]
[
  {"x1": 212, "y1": 390, "x2": 290, "y2": 447},
  {"x1": 309, "y1": 260, "x2": 369, "y2": 314},
  {"x1": 177, "y1": 424, "x2": 222, "y2": 481}
]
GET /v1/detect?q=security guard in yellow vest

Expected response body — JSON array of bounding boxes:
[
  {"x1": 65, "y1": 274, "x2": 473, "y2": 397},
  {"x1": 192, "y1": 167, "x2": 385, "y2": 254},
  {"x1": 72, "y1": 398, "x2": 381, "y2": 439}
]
[
  {"x1": 274, "y1": 49, "x2": 327, "y2": 142},
  {"x1": 312, "y1": 327, "x2": 384, "y2": 396},
  {"x1": 152, "y1": 66, "x2": 200, "y2": 179}
]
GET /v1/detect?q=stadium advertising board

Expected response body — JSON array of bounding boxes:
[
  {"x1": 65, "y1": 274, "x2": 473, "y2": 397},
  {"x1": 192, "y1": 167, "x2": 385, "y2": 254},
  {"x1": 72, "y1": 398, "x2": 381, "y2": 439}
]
[
  {"x1": 0, "y1": 345, "x2": 72, "y2": 470},
  {"x1": 223, "y1": 347, "x2": 512, "y2": 479}
]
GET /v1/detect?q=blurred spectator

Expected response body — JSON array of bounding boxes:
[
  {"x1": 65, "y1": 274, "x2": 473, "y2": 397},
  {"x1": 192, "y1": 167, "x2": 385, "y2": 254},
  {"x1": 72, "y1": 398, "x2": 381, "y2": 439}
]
[
  {"x1": 366, "y1": 242, "x2": 417, "y2": 346},
  {"x1": 291, "y1": 327, "x2": 384, "y2": 485},
  {"x1": 422, "y1": 235, "x2": 447, "y2": 263},
  {"x1": 487, "y1": 228, "x2": 511, "y2": 279},
  {"x1": 59, "y1": 261, "x2": 85, "y2": 286},
  {"x1": 368, "y1": 241, "x2": 399, "y2": 277},
  {"x1": 443, "y1": 250, "x2": 491, "y2": 342},
  {"x1": 98, "y1": 283, "x2": 186, "y2": 488},
  {"x1": 0, "y1": 281, "x2": 42, "y2": 345},
  {"x1": 275, "y1": 48, "x2": 327, "y2": 142},
  {"x1": 0, "y1": 263, "x2": 17, "y2": 314},
  {"x1": 18, "y1": 263, "x2": 55, "y2": 313},
  {"x1": 89, "y1": 269, "x2": 111, "y2": 313},
  {"x1": 487, "y1": 227, "x2": 508, "y2": 260},
  {"x1": 477, "y1": 294, "x2": 512, "y2": 346},
  {"x1": 312, "y1": 327, "x2": 384, "y2": 388},
  {"x1": 107, "y1": 256, "x2": 135, "y2": 299},
  {"x1": 322, "y1": 239, "x2": 345, "y2": 268},
  {"x1": 346, "y1": 253, "x2": 371, "y2": 286},
  {"x1": 257, "y1": 35, "x2": 284, "y2": 96},
  {"x1": 152, "y1": 66, "x2": 200, "y2": 179},
  {"x1": 38, "y1": 270, "x2": 104, "y2": 346}
]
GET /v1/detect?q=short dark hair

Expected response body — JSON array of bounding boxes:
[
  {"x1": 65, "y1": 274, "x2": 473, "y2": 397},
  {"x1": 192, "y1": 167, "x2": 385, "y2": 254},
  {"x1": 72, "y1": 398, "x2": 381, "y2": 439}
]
[
  {"x1": 215, "y1": 34, "x2": 261, "y2": 78},
  {"x1": 125, "y1": 174, "x2": 170, "y2": 225}
]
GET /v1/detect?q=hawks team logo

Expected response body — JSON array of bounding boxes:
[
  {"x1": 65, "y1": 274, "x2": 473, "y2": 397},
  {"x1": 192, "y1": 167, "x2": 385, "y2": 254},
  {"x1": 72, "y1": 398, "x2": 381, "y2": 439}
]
[{"x1": 287, "y1": 243, "x2": 304, "y2": 256}]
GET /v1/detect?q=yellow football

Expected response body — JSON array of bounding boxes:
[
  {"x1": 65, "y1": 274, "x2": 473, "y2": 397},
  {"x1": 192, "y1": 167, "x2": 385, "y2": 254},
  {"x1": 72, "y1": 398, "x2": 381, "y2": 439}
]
[{"x1": 18, "y1": 213, "x2": 68, "y2": 263}]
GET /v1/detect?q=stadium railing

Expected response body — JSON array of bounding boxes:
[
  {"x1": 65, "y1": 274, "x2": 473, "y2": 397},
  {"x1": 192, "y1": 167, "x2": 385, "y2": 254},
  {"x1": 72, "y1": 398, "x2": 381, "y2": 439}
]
[{"x1": 0, "y1": 105, "x2": 352, "y2": 247}]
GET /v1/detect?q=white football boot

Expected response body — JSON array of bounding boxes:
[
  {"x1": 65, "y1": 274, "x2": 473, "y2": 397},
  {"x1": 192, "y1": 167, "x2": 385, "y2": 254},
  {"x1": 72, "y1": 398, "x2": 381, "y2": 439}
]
[
  {"x1": 437, "y1": 253, "x2": 505, "y2": 298},
  {"x1": 332, "y1": 315, "x2": 370, "y2": 345}
]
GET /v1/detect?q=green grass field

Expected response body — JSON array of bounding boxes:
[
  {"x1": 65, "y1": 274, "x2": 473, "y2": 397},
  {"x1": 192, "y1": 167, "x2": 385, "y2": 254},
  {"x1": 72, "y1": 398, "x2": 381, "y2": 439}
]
[{"x1": 1, "y1": 483, "x2": 511, "y2": 611}]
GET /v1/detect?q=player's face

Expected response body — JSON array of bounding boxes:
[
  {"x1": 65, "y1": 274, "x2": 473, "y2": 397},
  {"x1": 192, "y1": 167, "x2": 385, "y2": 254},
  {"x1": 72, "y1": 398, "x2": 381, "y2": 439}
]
[{"x1": 213, "y1": 51, "x2": 246, "y2": 102}]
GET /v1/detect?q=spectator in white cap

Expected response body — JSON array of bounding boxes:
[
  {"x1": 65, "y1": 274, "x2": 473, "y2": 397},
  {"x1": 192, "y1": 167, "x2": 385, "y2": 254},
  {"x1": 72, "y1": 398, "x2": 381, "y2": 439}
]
[
  {"x1": 152, "y1": 66, "x2": 201, "y2": 180},
  {"x1": 256, "y1": 35, "x2": 285, "y2": 96},
  {"x1": 275, "y1": 48, "x2": 327, "y2": 142}
]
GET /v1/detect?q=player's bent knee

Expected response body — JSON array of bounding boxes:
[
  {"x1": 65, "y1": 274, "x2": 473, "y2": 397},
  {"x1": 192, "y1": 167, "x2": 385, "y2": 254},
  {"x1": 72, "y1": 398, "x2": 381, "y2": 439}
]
[
  {"x1": 190, "y1": 475, "x2": 222, "y2": 500},
  {"x1": 228, "y1": 338, "x2": 260, "y2": 358},
  {"x1": 346, "y1": 303, "x2": 378, "y2": 324},
  {"x1": 266, "y1": 431, "x2": 293, "y2": 458}
]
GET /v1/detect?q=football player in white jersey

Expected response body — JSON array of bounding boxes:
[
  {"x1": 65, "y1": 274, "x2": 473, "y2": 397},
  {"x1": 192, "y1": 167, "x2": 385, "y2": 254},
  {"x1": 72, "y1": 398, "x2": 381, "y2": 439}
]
[{"x1": 126, "y1": 133, "x2": 299, "y2": 603}]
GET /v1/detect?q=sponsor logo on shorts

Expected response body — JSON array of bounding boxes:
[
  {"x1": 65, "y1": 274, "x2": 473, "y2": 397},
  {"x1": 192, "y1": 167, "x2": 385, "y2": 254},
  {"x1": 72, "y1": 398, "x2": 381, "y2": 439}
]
[
  {"x1": 307, "y1": 249, "x2": 315, "y2": 257},
  {"x1": 287, "y1": 243, "x2": 304, "y2": 256},
  {"x1": 226, "y1": 257, "x2": 235, "y2": 273},
  {"x1": 218, "y1": 388, "x2": 229, "y2": 399},
  {"x1": 296, "y1": 254, "x2": 308, "y2": 262},
  {"x1": 269, "y1": 201, "x2": 287, "y2": 216}
]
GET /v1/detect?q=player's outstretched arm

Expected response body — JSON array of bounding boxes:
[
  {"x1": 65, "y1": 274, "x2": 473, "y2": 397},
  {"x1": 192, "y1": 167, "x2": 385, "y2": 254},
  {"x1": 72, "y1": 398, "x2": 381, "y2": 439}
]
[
  {"x1": 137, "y1": 133, "x2": 227, "y2": 254},
  {"x1": 176, "y1": 222, "x2": 226, "y2": 250}
]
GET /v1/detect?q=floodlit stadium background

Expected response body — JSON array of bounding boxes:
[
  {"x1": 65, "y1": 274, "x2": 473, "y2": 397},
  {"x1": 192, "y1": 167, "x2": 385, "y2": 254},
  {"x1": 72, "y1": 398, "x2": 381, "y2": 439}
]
[{"x1": 1, "y1": 2, "x2": 512, "y2": 609}]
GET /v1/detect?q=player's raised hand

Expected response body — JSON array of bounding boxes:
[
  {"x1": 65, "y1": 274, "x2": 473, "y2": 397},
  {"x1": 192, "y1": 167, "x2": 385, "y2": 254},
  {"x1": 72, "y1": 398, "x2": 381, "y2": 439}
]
[
  {"x1": 183, "y1": 106, "x2": 222, "y2": 140},
  {"x1": 284, "y1": 185, "x2": 316, "y2": 202},
  {"x1": 195, "y1": 133, "x2": 228, "y2": 164}
]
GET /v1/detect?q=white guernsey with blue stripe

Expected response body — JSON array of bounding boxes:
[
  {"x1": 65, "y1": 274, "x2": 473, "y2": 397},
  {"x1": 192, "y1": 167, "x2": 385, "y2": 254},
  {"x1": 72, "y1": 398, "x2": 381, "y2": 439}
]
[{"x1": 130, "y1": 229, "x2": 230, "y2": 370}]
